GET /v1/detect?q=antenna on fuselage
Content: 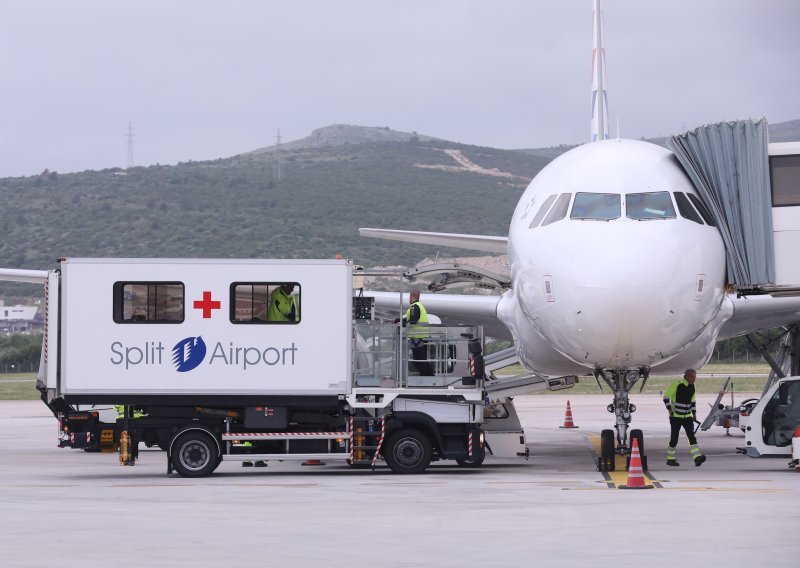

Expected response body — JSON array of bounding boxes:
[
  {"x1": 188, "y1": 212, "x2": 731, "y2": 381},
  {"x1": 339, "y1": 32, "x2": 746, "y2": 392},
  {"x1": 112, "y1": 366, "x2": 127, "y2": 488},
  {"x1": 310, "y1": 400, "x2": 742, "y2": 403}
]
[{"x1": 590, "y1": 0, "x2": 609, "y2": 142}]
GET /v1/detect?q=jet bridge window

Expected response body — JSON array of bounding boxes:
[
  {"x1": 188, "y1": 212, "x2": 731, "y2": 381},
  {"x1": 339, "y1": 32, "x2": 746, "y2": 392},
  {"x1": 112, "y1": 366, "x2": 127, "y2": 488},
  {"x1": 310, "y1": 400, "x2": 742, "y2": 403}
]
[
  {"x1": 113, "y1": 282, "x2": 184, "y2": 323},
  {"x1": 570, "y1": 192, "x2": 620, "y2": 220},
  {"x1": 625, "y1": 191, "x2": 676, "y2": 220},
  {"x1": 674, "y1": 192, "x2": 704, "y2": 225},
  {"x1": 770, "y1": 155, "x2": 800, "y2": 206},
  {"x1": 230, "y1": 282, "x2": 301, "y2": 324}
]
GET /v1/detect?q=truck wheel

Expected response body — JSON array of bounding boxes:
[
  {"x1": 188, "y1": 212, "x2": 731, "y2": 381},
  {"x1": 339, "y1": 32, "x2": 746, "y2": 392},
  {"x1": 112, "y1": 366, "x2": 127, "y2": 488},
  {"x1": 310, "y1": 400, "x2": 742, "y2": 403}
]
[
  {"x1": 384, "y1": 429, "x2": 432, "y2": 474},
  {"x1": 171, "y1": 431, "x2": 219, "y2": 478},
  {"x1": 456, "y1": 456, "x2": 484, "y2": 468}
]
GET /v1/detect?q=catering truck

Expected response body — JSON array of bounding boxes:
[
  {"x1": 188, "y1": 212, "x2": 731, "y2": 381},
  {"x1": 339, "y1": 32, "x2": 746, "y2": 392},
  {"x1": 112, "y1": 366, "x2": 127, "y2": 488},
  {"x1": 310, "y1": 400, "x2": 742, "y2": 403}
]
[{"x1": 24, "y1": 258, "x2": 489, "y2": 476}]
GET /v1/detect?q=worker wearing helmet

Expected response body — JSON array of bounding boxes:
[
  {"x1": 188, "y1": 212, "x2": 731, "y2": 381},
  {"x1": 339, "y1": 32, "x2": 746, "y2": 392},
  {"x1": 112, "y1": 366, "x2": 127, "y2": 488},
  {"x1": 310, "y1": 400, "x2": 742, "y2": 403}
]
[{"x1": 663, "y1": 369, "x2": 706, "y2": 466}]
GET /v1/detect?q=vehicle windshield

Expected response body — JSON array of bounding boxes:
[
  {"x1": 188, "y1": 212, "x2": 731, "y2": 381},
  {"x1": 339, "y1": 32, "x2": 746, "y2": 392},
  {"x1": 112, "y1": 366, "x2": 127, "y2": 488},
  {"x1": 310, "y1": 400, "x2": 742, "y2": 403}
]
[
  {"x1": 626, "y1": 191, "x2": 676, "y2": 220},
  {"x1": 570, "y1": 193, "x2": 621, "y2": 220}
]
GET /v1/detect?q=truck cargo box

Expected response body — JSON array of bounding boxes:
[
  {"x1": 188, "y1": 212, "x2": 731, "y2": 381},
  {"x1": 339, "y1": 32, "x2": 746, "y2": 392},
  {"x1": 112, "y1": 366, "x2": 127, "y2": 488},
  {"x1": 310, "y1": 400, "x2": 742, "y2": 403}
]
[{"x1": 59, "y1": 258, "x2": 353, "y2": 398}]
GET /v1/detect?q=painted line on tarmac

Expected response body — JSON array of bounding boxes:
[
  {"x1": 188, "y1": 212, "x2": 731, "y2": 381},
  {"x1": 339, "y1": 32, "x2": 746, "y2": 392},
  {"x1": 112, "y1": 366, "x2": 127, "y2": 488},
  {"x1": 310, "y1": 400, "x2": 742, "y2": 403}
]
[
  {"x1": 1, "y1": 484, "x2": 78, "y2": 488},
  {"x1": 661, "y1": 487, "x2": 787, "y2": 492},
  {"x1": 110, "y1": 483, "x2": 321, "y2": 488},
  {"x1": 360, "y1": 481, "x2": 448, "y2": 486}
]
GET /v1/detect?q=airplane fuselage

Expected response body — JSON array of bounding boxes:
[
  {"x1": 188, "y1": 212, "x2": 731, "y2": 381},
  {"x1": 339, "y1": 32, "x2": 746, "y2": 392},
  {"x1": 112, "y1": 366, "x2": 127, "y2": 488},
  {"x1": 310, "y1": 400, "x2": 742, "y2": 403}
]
[{"x1": 498, "y1": 139, "x2": 728, "y2": 376}]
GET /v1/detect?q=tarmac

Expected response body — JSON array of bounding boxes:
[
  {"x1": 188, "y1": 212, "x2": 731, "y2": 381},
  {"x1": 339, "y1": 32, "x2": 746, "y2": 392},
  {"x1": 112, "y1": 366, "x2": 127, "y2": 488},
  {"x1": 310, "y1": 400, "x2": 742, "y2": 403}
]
[{"x1": 1, "y1": 393, "x2": 797, "y2": 567}]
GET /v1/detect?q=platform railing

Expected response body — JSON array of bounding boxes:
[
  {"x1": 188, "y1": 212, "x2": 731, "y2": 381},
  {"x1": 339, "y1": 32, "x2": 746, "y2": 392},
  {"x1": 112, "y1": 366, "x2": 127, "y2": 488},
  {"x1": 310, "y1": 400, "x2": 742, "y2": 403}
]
[{"x1": 352, "y1": 323, "x2": 483, "y2": 389}]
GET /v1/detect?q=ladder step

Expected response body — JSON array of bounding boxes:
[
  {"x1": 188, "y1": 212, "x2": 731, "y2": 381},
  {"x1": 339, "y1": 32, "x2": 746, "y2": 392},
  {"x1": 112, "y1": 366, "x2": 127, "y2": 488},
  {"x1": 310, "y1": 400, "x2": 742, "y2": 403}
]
[{"x1": 353, "y1": 446, "x2": 380, "y2": 450}]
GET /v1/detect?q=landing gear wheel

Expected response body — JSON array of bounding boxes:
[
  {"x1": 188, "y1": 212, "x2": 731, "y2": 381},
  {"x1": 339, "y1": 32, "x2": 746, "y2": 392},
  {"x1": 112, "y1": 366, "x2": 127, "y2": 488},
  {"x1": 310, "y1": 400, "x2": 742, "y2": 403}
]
[
  {"x1": 170, "y1": 431, "x2": 220, "y2": 478},
  {"x1": 456, "y1": 456, "x2": 485, "y2": 468},
  {"x1": 384, "y1": 428, "x2": 432, "y2": 474},
  {"x1": 628, "y1": 429, "x2": 647, "y2": 471},
  {"x1": 598, "y1": 429, "x2": 615, "y2": 471}
]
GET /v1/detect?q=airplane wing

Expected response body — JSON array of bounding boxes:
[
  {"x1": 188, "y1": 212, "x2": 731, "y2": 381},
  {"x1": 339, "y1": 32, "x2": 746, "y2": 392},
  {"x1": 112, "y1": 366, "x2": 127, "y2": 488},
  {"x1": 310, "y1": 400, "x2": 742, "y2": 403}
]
[
  {"x1": 0, "y1": 268, "x2": 49, "y2": 284},
  {"x1": 718, "y1": 293, "x2": 800, "y2": 339},
  {"x1": 365, "y1": 291, "x2": 512, "y2": 340},
  {"x1": 359, "y1": 228, "x2": 508, "y2": 254}
]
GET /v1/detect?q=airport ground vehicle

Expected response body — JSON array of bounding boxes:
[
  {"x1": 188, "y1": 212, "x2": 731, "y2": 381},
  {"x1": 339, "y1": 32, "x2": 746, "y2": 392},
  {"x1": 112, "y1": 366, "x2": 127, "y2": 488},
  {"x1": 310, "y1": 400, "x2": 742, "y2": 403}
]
[
  {"x1": 740, "y1": 376, "x2": 800, "y2": 471},
  {"x1": 32, "y1": 258, "x2": 499, "y2": 476}
]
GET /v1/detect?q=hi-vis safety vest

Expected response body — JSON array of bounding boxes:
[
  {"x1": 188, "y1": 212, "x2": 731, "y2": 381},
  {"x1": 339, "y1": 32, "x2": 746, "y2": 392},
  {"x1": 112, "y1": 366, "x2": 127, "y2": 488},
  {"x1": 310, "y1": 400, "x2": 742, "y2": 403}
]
[
  {"x1": 114, "y1": 405, "x2": 145, "y2": 419},
  {"x1": 268, "y1": 287, "x2": 297, "y2": 322},
  {"x1": 663, "y1": 379, "x2": 696, "y2": 418},
  {"x1": 405, "y1": 301, "x2": 429, "y2": 339}
]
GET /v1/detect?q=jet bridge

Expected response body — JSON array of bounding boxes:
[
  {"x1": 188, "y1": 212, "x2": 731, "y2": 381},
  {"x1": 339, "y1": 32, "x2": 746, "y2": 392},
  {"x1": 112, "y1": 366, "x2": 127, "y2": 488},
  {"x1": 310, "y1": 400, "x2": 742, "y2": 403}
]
[{"x1": 668, "y1": 119, "x2": 800, "y2": 295}]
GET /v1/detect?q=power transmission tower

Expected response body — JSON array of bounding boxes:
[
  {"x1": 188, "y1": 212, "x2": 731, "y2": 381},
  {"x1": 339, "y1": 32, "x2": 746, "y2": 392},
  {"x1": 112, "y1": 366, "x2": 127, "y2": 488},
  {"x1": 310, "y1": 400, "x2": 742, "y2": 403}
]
[
  {"x1": 273, "y1": 128, "x2": 282, "y2": 180},
  {"x1": 125, "y1": 122, "x2": 136, "y2": 169}
]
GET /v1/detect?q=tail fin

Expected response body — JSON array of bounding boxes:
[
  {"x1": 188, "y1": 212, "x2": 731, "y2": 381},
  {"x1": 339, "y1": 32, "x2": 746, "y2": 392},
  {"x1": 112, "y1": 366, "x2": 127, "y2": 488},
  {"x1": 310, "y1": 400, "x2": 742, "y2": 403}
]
[{"x1": 591, "y1": 0, "x2": 609, "y2": 142}]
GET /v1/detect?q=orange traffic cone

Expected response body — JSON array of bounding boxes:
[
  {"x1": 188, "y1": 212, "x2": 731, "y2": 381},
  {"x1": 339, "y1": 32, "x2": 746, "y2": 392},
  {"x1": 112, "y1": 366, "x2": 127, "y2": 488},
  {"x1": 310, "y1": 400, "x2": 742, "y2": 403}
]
[
  {"x1": 559, "y1": 400, "x2": 579, "y2": 429},
  {"x1": 619, "y1": 438, "x2": 653, "y2": 489},
  {"x1": 302, "y1": 459, "x2": 326, "y2": 466}
]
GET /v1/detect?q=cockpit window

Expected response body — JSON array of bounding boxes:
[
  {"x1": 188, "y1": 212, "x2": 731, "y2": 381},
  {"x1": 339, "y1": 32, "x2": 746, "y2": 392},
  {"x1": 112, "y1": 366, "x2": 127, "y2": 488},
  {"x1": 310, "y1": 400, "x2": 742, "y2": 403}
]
[
  {"x1": 625, "y1": 192, "x2": 676, "y2": 220},
  {"x1": 674, "y1": 192, "x2": 704, "y2": 225},
  {"x1": 687, "y1": 194, "x2": 717, "y2": 227},
  {"x1": 529, "y1": 194, "x2": 557, "y2": 228},
  {"x1": 570, "y1": 192, "x2": 621, "y2": 220},
  {"x1": 542, "y1": 193, "x2": 572, "y2": 227}
]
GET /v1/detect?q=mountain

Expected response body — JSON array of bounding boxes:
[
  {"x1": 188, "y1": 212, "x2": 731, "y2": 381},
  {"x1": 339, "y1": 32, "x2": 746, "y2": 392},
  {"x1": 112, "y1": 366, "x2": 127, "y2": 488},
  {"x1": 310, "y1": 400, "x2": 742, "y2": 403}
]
[{"x1": 0, "y1": 126, "x2": 548, "y2": 291}]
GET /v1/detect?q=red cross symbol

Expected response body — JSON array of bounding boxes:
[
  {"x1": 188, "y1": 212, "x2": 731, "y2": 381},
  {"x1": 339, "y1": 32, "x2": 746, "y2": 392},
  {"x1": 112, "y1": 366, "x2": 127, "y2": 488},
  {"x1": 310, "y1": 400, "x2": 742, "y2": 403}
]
[{"x1": 193, "y1": 291, "x2": 221, "y2": 318}]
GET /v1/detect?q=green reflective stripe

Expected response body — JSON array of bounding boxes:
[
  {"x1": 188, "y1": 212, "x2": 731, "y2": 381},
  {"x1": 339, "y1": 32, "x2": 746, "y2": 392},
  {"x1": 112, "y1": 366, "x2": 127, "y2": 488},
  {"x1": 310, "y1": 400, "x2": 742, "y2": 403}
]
[
  {"x1": 667, "y1": 446, "x2": 677, "y2": 459},
  {"x1": 690, "y1": 445, "x2": 702, "y2": 457}
]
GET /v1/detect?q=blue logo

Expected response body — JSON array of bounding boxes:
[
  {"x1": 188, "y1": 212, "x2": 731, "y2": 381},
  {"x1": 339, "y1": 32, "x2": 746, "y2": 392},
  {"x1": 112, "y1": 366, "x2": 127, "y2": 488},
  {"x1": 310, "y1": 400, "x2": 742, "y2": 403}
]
[{"x1": 172, "y1": 336, "x2": 207, "y2": 372}]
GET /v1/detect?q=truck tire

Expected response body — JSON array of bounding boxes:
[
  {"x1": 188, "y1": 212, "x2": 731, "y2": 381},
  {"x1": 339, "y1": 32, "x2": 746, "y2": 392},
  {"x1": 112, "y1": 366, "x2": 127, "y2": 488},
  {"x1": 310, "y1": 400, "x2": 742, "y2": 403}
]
[
  {"x1": 384, "y1": 428, "x2": 432, "y2": 474},
  {"x1": 171, "y1": 431, "x2": 220, "y2": 478}
]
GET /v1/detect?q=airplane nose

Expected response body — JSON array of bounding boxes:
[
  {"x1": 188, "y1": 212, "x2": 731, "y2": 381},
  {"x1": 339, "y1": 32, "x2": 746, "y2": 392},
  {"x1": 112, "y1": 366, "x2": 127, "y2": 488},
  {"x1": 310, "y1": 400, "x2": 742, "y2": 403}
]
[{"x1": 534, "y1": 228, "x2": 702, "y2": 368}]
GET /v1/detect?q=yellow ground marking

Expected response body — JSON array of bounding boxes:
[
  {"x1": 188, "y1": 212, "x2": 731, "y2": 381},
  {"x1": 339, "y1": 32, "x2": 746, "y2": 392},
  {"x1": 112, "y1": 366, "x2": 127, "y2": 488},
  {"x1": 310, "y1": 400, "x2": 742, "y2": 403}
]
[{"x1": 588, "y1": 433, "x2": 657, "y2": 489}]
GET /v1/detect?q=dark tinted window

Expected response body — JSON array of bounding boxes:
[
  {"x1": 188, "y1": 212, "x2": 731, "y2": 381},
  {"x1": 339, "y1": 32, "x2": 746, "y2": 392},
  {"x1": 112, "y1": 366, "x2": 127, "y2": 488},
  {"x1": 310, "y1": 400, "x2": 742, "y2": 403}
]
[
  {"x1": 529, "y1": 194, "x2": 557, "y2": 228},
  {"x1": 542, "y1": 193, "x2": 572, "y2": 226},
  {"x1": 770, "y1": 155, "x2": 800, "y2": 206},
  {"x1": 626, "y1": 192, "x2": 676, "y2": 220},
  {"x1": 687, "y1": 194, "x2": 717, "y2": 227},
  {"x1": 570, "y1": 192, "x2": 621, "y2": 220},
  {"x1": 113, "y1": 282, "x2": 184, "y2": 323},
  {"x1": 674, "y1": 192, "x2": 704, "y2": 225},
  {"x1": 230, "y1": 282, "x2": 301, "y2": 324}
]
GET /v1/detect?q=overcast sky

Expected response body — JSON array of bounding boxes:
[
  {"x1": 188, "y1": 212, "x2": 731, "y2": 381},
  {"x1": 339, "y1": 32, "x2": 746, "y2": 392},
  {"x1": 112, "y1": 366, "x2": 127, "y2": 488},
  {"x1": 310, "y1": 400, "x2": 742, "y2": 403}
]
[{"x1": 1, "y1": 0, "x2": 797, "y2": 178}]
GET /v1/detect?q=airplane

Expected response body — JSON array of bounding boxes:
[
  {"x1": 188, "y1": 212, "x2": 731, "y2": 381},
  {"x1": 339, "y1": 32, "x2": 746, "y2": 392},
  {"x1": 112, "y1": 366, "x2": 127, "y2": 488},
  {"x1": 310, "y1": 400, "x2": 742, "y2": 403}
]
[{"x1": 360, "y1": 0, "x2": 800, "y2": 462}]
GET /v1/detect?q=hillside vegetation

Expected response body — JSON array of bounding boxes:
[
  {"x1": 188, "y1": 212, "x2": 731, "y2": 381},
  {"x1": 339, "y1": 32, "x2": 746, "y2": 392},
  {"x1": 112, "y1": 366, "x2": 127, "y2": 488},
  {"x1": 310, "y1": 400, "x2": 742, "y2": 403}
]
[{"x1": 1, "y1": 127, "x2": 550, "y2": 283}]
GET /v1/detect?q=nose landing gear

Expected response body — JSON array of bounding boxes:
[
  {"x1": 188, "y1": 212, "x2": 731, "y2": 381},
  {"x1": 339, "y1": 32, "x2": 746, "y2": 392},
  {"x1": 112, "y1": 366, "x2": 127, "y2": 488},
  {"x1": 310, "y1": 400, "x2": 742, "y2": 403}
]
[{"x1": 594, "y1": 367, "x2": 649, "y2": 472}]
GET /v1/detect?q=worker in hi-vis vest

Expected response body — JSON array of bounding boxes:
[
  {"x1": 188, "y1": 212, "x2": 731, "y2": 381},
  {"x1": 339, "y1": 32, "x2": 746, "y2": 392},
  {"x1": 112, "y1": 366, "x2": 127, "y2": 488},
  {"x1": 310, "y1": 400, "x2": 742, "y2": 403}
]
[
  {"x1": 114, "y1": 405, "x2": 145, "y2": 419},
  {"x1": 395, "y1": 289, "x2": 434, "y2": 376},
  {"x1": 268, "y1": 283, "x2": 298, "y2": 322},
  {"x1": 663, "y1": 369, "x2": 706, "y2": 467}
]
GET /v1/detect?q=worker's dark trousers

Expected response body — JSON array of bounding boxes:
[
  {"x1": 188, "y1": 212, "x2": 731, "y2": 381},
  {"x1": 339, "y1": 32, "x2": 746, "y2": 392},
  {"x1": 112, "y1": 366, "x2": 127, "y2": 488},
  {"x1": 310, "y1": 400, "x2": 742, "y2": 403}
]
[
  {"x1": 669, "y1": 417, "x2": 697, "y2": 447},
  {"x1": 409, "y1": 339, "x2": 434, "y2": 375}
]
